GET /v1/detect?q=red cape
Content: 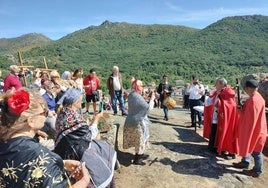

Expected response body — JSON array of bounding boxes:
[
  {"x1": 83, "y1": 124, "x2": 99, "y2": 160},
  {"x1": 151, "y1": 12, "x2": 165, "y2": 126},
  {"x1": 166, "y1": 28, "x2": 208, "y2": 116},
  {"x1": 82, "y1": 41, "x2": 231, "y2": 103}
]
[
  {"x1": 203, "y1": 86, "x2": 239, "y2": 154},
  {"x1": 237, "y1": 92, "x2": 267, "y2": 157}
]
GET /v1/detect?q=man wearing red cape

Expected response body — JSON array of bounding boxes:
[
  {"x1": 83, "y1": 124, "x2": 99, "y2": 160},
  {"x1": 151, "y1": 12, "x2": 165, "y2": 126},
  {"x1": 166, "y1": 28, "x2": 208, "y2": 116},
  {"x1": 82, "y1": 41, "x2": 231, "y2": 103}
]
[
  {"x1": 233, "y1": 79, "x2": 267, "y2": 177},
  {"x1": 203, "y1": 78, "x2": 238, "y2": 158}
]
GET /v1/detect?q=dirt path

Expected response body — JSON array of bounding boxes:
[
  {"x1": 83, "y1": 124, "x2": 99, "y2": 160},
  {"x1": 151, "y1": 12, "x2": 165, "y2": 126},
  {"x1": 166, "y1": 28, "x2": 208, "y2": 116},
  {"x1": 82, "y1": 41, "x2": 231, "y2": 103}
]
[{"x1": 108, "y1": 107, "x2": 268, "y2": 188}]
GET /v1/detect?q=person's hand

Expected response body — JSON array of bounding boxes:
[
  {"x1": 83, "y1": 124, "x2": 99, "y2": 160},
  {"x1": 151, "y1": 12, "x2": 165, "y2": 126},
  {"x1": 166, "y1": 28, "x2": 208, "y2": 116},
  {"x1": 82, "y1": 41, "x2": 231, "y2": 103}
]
[
  {"x1": 64, "y1": 160, "x2": 90, "y2": 183},
  {"x1": 37, "y1": 130, "x2": 48, "y2": 139},
  {"x1": 64, "y1": 160, "x2": 80, "y2": 171}
]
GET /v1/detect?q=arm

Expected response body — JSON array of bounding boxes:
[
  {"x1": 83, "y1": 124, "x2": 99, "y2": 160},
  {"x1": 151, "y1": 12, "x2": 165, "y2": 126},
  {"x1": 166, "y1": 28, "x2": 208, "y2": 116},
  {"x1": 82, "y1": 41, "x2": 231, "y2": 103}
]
[
  {"x1": 3, "y1": 76, "x2": 11, "y2": 92},
  {"x1": 63, "y1": 160, "x2": 90, "y2": 188},
  {"x1": 156, "y1": 83, "x2": 162, "y2": 94},
  {"x1": 106, "y1": 77, "x2": 110, "y2": 91},
  {"x1": 148, "y1": 92, "x2": 156, "y2": 111}
]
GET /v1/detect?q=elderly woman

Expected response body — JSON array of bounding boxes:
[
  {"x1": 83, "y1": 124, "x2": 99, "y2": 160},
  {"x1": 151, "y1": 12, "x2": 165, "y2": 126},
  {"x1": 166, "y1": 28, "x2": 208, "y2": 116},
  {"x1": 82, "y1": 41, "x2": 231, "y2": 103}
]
[
  {"x1": 54, "y1": 88, "x2": 117, "y2": 188},
  {"x1": 123, "y1": 78, "x2": 155, "y2": 165},
  {"x1": 0, "y1": 89, "x2": 90, "y2": 188}
]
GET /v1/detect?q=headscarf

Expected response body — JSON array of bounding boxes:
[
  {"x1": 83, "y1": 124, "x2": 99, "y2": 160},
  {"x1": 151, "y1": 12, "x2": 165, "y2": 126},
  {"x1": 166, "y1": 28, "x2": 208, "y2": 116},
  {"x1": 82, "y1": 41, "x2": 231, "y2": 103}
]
[
  {"x1": 57, "y1": 88, "x2": 81, "y2": 106},
  {"x1": 61, "y1": 71, "x2": 71, "y2": 80},
  {"x1": 132, "y1": 78, "x2": 143, "y2": 93}
]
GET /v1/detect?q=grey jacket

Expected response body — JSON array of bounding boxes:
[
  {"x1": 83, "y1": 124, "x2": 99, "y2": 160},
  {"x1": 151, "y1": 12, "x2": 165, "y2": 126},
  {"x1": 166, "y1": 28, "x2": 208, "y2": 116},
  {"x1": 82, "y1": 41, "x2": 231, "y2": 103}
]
[{"x1": 124, "y1": 91, "x2": 149, "y2": 126}]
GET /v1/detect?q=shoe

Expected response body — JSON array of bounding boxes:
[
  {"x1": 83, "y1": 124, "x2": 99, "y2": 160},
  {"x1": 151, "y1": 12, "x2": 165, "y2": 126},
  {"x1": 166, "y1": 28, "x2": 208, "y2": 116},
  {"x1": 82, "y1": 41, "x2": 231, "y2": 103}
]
[
  {"x1": 122, "y1": 113, "x2": 128, "y2": 116},
  {"x1": 232, "y1": 162, "x2": 249, "y2": 169},
  {"x1": 133, "y1": 154, "x2": 146, "y2": 165},
  {"x1": 163, "y1": 118, "x2": 168, "y2": 121},
  {"x1": 113, "y1": 112, "x2": 117, "y2": 116},
  {"x1": 83, "y1": 111, "x2": 90, "y2": 115},
  {"x1": 140, "y1": 154, "x2": 149, "y2": 160},
  {"x1": 225, "y1": 154, "x2": 236, "y2": 160},
  {"x1": 199, "y1": 124, "x2": 203, "y2": 128},
  {"x1": 114, "y1": 159, "x2": 120, "y2": 170},
  {"x1": 242, "y1": 169, "x2": 260, "y2": 178}
]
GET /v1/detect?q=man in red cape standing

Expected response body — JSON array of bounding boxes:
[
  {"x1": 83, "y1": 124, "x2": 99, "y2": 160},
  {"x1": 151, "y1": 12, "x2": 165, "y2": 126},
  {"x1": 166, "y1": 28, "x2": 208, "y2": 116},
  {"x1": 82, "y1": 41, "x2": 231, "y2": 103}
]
[
  {"x1": 203, "y1": 78, "x2": 238, "y2": 158},
  {"x1": 233, "y1": 79, "x2": 267, "y2": 177}
]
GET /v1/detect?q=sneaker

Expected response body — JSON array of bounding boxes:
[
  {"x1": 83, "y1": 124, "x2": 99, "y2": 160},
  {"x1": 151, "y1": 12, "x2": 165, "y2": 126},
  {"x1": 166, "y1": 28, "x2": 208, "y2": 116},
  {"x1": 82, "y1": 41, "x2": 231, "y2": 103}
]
[
  {"x1": 232, "y1": 162, "x2": 249, "y2": 169},
  {"x1": 242, "y1": 169, "x2": 260, "y2": 178}
]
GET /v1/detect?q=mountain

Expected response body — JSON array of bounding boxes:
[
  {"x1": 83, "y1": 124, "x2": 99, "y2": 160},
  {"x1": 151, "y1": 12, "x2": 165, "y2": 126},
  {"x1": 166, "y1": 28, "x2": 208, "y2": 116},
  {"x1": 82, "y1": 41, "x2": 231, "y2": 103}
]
[
  {"x1": 0, "y1": 33, "x2": 52, "y2": 55},
  {"x1": 0, "y1": 15, "x2": 267, "y2": 89}
]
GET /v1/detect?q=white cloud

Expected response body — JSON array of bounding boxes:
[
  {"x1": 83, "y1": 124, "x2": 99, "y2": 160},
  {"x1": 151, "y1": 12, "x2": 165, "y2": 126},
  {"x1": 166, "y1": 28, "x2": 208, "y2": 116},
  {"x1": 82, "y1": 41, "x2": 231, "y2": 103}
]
[
  {"x1": 164, "y1": 1, "x2": 181, "y2": 11},
  {"x1": 156, "y1": 7, "x2": 268, "y2": 26}
]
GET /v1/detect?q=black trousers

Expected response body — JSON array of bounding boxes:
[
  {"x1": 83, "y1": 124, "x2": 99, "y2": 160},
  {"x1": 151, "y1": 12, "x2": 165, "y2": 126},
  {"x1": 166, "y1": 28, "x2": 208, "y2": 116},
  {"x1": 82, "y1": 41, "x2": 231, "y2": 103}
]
[
  {"x1": 208, "y1": 123, "x2": 218, "y2": 152},
  {"x1": 189, "y1": 99, "x2": 203, "y2": 126},
  {"x1": 183, "y1": 95, "x2": 189, "y2": 109}
]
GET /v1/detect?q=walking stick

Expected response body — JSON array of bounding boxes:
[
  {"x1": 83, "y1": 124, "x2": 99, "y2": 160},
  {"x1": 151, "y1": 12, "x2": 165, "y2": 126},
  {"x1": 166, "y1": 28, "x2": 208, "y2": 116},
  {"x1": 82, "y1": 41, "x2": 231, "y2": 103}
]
[{"x1": 236, "y1": 78, "x2": 242, "y2": 106}]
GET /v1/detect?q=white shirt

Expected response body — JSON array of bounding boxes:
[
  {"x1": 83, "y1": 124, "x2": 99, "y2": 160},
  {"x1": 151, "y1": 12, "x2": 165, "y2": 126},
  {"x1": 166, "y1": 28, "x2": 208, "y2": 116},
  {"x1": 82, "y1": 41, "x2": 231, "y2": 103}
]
[
  {"x1": 189, "y1": 84, "x2": 204, "y2": 100},
  {"x1": 113, "y1": 75, "x2": 121, "y2": 91},
  {"x1": 204, "y1": 94, "x2": 219, "y2": 124}
]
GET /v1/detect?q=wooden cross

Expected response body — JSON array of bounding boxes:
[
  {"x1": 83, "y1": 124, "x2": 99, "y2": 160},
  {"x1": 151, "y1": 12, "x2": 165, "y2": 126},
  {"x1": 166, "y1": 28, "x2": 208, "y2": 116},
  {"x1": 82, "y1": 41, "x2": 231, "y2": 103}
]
[
  {"x1": 17, "y1": 51, "x2": 34, "y2": 87},
  {"x1": 36, "y1": 57, "x2": 55, "y2": 71}
]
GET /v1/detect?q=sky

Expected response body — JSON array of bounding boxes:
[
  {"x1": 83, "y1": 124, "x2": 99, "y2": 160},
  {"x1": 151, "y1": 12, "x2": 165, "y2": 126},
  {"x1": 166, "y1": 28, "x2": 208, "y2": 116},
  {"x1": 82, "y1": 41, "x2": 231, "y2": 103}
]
[{"x1": 0, "y1": 0, "x2": 267, "y2": 40}]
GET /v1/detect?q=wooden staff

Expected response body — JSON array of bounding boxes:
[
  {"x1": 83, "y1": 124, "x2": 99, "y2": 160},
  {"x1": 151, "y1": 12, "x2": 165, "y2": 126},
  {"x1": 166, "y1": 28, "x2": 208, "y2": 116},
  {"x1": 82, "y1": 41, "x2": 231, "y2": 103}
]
[
  {"x1": 17, "y1": 51, "x2": 30, "y2": 87},
  {"x1": 236, "y1": 78, "x2": 242, "y2": 106},
  {"x1": 43, "y1": 57, "x2": 48, "y2": 69}
]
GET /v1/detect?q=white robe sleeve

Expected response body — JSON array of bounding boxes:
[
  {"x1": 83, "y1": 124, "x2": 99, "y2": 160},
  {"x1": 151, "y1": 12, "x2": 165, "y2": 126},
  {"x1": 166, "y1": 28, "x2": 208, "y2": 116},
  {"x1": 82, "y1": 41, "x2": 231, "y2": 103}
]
[{"x1": 89, "y1": 123, "x2": 99, "y2": 139}]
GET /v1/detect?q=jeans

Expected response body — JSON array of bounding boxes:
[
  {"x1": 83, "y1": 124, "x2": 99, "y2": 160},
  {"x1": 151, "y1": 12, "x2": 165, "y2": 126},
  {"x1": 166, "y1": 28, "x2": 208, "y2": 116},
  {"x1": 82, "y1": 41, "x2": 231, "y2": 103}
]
[
  {"x1": 189, "y1": 99, "x2": 203, "y2": 126},
  {"x1": 112, "y1": 90, "x2": 126, "y2": 114},
  {"x1": 241, "y1": 152, "x2": 263, "y2": 175},
  {"x1": 163, "y1": 106, "x2": 169, "y2": 119}
]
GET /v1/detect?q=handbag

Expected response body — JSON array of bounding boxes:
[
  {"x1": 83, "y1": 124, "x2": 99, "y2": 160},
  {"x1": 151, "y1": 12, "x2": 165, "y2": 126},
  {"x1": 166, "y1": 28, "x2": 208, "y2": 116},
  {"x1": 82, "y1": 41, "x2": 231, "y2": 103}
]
[{"x1": 163, "y1": 96, "x2": 176, "y2": 109}]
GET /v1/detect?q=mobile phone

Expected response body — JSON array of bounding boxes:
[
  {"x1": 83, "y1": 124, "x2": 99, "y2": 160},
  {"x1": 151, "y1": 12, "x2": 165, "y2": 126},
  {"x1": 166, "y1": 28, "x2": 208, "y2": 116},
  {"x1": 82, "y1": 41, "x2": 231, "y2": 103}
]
[{"x1": 68, "y1": 162, "x2": 83, "y2": 179}]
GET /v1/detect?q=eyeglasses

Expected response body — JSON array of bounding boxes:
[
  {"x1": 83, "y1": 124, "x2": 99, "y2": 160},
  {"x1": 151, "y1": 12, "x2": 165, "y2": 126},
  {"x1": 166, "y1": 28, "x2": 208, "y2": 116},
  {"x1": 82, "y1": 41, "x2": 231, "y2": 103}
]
[
  {"x1": 32, "y1": 110, "x2": 48, "y2": 118},
  {"x1": 38, "y1": 103, "x2": 49, "y2": 117},
  {"x1": 39, "y1": 110, "x2": 49, "y2": 117}
]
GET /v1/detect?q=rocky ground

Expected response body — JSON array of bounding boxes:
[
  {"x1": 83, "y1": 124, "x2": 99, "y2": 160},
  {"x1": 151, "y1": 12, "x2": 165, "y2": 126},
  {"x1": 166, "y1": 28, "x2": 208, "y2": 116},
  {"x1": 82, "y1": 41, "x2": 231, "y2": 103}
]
[{"x1": 100, "y1": 105, "x2": 268, "y2": 188}]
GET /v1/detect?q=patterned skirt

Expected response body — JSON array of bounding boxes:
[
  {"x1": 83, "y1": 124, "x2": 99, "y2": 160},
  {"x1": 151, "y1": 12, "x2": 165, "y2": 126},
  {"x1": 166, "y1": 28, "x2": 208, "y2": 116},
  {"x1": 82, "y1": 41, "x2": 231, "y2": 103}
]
[{"x1": 123, "y1": 123, "x2": 145, "y2": 153}]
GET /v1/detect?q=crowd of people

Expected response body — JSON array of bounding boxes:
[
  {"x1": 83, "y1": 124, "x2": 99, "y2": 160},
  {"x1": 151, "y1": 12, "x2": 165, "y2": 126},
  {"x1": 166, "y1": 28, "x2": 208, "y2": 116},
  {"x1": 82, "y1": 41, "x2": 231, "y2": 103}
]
[{"x1": 0, "y1": 64, "x2": 267, "y2": 187}]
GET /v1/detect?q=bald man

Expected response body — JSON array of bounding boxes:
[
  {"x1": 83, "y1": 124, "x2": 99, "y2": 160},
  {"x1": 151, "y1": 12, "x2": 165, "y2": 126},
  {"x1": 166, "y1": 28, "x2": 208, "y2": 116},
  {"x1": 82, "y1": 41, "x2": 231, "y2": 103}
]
[{"x1": 3, "y1": 65, "x2": 22, "y2": 92}]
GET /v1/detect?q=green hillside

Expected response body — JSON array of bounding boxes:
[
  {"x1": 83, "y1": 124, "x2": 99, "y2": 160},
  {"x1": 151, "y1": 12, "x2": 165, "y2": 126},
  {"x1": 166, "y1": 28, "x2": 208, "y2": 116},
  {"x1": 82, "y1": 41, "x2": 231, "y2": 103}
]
[
  {"x1": 1, "y1": 15, "x2": 267, "y2": 89},
  {"x1": 0, "y1": 33, "x2": 52, "y2": 55}
]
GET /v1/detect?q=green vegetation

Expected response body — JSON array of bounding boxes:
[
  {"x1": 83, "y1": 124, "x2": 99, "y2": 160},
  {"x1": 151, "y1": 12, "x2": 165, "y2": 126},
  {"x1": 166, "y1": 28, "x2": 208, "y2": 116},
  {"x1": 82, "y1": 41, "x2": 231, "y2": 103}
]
[
  {"x1": 0, "y1": 33, "x2": 51, "y2": 55},
  {"x1": 0, "y1": 15, "x2": 267, "y2": 89}
]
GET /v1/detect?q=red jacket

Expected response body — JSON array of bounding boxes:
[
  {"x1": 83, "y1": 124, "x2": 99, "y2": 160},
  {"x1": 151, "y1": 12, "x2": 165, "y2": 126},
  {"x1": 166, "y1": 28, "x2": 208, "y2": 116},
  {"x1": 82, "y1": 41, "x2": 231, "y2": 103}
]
[{"x1": 83, "y1": 75, "x2": 100, "y2": 95}]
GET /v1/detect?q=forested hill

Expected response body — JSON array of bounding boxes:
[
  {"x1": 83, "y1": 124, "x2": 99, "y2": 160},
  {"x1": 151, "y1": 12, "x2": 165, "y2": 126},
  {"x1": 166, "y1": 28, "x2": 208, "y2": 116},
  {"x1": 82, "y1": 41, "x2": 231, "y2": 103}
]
[
  {"x1": 0, "y1": 33, "x2": 51, "y2": 55},
  {"x1": 0, "y1": 15, "x2": 267, "y2": 88}
]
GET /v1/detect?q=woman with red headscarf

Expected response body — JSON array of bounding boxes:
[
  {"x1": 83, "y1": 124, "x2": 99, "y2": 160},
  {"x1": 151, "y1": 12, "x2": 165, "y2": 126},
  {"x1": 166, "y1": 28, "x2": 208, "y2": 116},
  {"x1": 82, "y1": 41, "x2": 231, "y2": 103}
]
[{"x1": 123, "y1": 78, "x2": 155, "y2": 165}]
